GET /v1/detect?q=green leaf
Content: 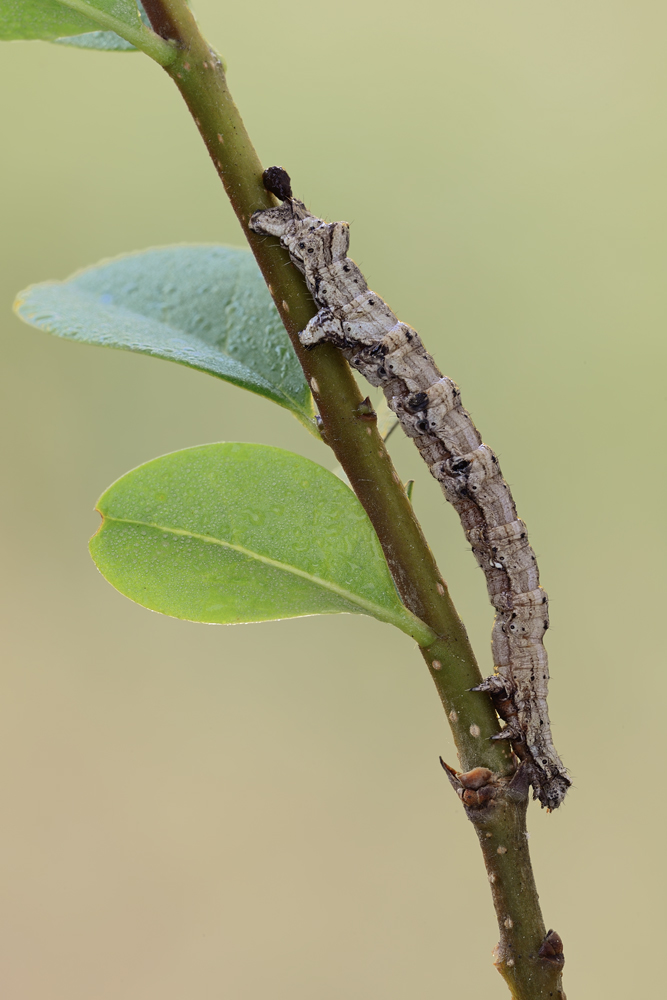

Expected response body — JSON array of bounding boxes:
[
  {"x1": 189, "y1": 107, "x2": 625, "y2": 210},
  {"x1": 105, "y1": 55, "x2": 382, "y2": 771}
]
[
  {"x1": 15, "y1": 245, "x2": 316, "y2": 433},
  {"x1": 0, "y1": 0, "x2": 173, "y2": 63},
  {"x1": 90, "y1": 443, "x2": 435, "y2": 645},
  {"x1": 54, "y1": 1, "x2": 149, "y2": 52},
  {"x1": 54, "y1": 29, "x2": 134, "y2": 49},
  {"x1": 0, "y1": 0, "x2": 140, "y2": 41}
]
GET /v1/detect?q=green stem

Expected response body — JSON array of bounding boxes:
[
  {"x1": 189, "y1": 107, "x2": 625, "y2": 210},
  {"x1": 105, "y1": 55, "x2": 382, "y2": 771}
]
[
  {"x1": 471, "y1": 779, "x2": 565, "y2": 1000},
  {"x1": 136, "y1": 3, "x2": 565, "y2": 996}
]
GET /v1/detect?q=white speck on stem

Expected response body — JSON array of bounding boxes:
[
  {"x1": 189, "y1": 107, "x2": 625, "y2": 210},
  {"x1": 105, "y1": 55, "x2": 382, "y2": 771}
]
[
  {"x1": 497, "y1": 845, "x2": 507, "y2": 855},
  {"x1": 310, "y1": 377, "x2": 319, "y2": 394},
  {"x1": 282, "y1": 299, "x2": 290, "y2": 314},
  {"x1": 449, "y1": 709, "x2": 458, "y2": 722},
  {"x1": 469, "y1": 724, "x2": 481, "y2": 738},
  {"x1": 506, "y1": 958, "x2": 515, "y2": 968},
  {"x1": 504, "y1": 917, "x2": 513, "y2": 929},
  {"x1": 436, "y1": 582, "x2": 445, "y2": 595},
  {"x1": 432, "y1": 660, "x2": 442, "y2": 671}
]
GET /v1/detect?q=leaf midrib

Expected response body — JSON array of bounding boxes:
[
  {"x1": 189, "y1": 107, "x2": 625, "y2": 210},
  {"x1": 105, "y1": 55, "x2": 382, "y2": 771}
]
[{"x1": 99, "y1": 513, "x2": 435, "y2": 644}]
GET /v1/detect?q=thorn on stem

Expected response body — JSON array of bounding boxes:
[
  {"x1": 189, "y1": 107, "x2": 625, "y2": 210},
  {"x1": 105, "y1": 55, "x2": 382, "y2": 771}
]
[
  {"x1": 356, "y1": 396, "x2": 377, "y2": 421},
  {"x1": 439, "y1": 757, "x2": 460, "y2": 786}
]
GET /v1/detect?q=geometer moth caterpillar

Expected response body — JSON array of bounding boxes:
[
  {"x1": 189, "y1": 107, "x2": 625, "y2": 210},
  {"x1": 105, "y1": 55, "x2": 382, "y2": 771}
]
[{"x1": 250, "y1": 168, "x2": 570, "y2": 810}]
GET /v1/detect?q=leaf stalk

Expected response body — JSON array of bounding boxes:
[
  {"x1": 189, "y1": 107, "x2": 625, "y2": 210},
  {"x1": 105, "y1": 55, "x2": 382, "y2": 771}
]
[{"x1": 56, "y1": 0, "x2": 176, "y2": 64}]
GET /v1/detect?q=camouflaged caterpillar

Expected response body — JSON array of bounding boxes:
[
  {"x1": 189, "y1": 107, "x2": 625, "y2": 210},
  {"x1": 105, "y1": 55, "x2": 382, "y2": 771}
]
[{"x1": 250, "y1": 167, "x2": 570, "y2": 810}]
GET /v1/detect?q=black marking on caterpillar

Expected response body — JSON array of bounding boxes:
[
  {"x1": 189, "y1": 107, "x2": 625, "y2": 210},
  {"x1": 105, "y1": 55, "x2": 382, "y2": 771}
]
[{"x1": 251, "y1": 170, "x2": 570, "y2": 810}]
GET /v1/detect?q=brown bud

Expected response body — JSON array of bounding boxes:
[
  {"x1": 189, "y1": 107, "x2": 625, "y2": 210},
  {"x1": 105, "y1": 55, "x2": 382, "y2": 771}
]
[
  {"x1": 538, "y1": 929, "x2": 564, "y2": 967},
  {"x1": 459, "y1": 767, "x2": 494, "y2": 790},
  {"x1": 462, "y1": 785, "x2": 497, "y2": 807}
]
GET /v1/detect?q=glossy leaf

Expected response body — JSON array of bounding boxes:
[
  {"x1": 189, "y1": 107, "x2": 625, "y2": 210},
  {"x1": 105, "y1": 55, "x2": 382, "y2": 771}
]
[
  {"x1": 90, "y1": 443, "x2": 435, "y2": 644},
  {"x1": 55, "y1": 1, "x2": 150, "y2": 52},
  {"x1": 15, "y1": 245, "x2": 316, "y2": 433},
  {"x1": 0, "y1": 0, "x2": 140, "y2": 40},
  {"x1": 54, "y1": 29, "x2": 134, "y2": 49}
]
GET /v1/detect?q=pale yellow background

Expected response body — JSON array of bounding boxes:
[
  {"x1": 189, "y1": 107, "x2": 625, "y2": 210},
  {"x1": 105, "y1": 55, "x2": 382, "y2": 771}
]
[{"x1": 1, "y1": 2, "x2": 665, "y2": 996}]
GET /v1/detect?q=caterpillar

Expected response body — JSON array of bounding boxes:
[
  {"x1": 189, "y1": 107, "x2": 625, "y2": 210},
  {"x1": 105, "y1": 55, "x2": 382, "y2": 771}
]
[{"x1": 250, "y1": 167, "x2": 570, "y2": 810}]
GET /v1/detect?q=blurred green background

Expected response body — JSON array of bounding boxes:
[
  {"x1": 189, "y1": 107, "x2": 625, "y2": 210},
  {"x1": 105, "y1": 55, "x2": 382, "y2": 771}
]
[{"x1": 1, "y1": 1, "x2": 665, "y2": 996}]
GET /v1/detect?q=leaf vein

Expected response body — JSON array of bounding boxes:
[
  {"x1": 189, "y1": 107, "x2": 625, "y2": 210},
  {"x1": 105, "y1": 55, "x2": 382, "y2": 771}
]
[{"x1": 101, "y1": 513, "x2": 434, "y2": 642}]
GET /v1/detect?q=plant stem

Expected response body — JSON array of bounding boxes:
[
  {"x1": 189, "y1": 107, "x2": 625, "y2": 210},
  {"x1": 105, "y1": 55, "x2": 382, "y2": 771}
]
[{"x1": 138, "y1": 3, "x2": 566, "y2": 996}]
